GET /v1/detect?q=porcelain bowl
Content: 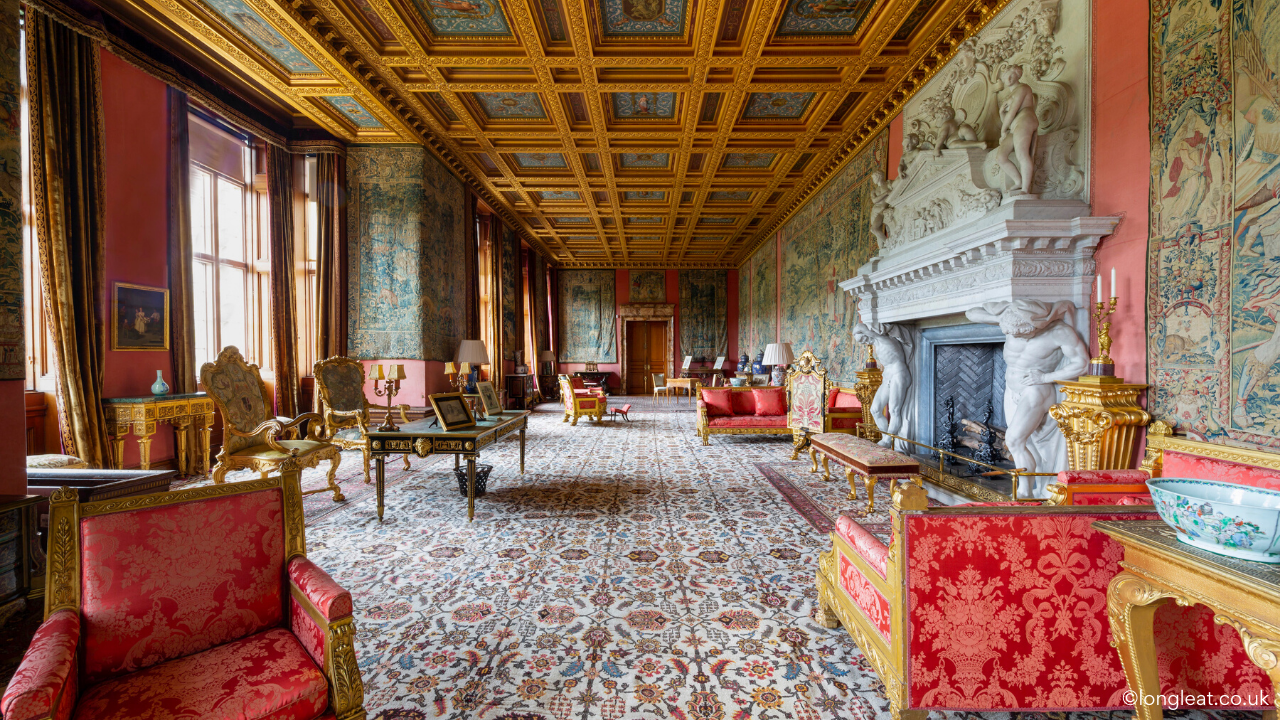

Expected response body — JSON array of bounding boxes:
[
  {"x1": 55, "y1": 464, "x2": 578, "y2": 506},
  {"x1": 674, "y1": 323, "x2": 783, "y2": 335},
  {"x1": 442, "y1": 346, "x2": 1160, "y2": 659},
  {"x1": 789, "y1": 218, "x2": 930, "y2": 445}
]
[
  {"x1": 729, "y1": 377, "x2": 747, "y2": 387},
  {"x1": 1147, "y1": 478, "x2": 1280, "y2": 564}
]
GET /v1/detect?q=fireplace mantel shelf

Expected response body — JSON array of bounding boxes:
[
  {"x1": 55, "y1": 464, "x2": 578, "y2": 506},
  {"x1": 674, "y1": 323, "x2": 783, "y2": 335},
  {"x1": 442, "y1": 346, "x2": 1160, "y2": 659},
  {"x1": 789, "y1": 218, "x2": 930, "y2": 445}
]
[{"x1": 840, "y1": 198, "x2": 1120, "y2": 327}]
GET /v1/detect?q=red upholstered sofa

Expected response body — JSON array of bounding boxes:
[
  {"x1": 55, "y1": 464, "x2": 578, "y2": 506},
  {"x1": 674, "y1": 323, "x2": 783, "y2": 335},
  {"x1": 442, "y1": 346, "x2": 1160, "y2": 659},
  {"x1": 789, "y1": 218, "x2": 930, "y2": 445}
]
[
  {"x1": 1046, "y1": 420, "x2": 1280, "y2": 505},
  {"x1": 824, "y1": 387, "x2": 864, "y2": 434},
  {"x1": 817, "y1": 482, "x2": 1271, "y2": 719},
  {"x1": 1, "y1": 463, "x2": 366, "y2": 720},
  {"x1": 696, "y1": 386, "x2": 791, "y2": 444}
]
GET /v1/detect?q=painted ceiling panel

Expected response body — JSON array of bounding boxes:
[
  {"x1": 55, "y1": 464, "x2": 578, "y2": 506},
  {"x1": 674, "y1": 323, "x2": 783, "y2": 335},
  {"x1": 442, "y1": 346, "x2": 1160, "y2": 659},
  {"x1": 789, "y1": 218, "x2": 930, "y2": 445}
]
[
  {"x1": 597, "y1": 0, "x2": 690, "y2": 37},
  {"x1": 324, "y1": 96, "x2": 384, "y2": 127},
  {"x1": 201, "y1": 0, "x2": 321, "y2": 72},
  {"x1": 412, "y1": 0, "x2": 513, "y2": 36},
  {"x1": 740, "y1": 92, "x2": 816, "y2": 120},
  {"x1": 610, "y1": 92, "x2": 678, "y2": 120},
  {"x1": 472, "y1": 92, "x2": 547, "y2": 119},
  {"x1": 618, "y1": 152, "x2": 670, "y2": 168},
  {"x1": 774, "y1": 0, "x2": 876, "y2": 37}
]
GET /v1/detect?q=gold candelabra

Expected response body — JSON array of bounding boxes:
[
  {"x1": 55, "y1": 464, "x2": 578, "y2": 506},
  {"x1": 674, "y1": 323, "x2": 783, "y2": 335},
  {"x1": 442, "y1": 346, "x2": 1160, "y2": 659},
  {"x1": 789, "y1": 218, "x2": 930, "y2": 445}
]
[
  {"x1": 1090, "y1": 296, "x2": 1118, "y2": 372},
  {"x1": 371, "y1": 363, "x2": 405, "y2": 431},
  {"x1": 444, "y1": 361, "x2": 471, "y2": 392}
]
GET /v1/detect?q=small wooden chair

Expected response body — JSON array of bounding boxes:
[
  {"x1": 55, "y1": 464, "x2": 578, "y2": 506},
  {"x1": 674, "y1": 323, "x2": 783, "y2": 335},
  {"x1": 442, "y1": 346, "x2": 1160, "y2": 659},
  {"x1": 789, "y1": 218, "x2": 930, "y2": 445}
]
[
  {"x1": 652, "y1": 373, "x2": 671, "y2": 404},
  {"x1": 314, "y1": 355, "x2": 412, "y2": 484}
]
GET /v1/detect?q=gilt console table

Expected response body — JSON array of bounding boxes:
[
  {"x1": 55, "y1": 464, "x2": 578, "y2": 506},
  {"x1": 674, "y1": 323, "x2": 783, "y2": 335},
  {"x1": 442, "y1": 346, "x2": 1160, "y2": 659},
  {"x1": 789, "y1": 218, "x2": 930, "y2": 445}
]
[
  {"x1": 1097, "y1": 520, "x2": 1280, "y2": 720},
  {"x1": 367, "y1": 410, "x2": 530, "y2": 522},
  {"x1": 102, "y1": 393, "x2": 216, "y2": 475}
]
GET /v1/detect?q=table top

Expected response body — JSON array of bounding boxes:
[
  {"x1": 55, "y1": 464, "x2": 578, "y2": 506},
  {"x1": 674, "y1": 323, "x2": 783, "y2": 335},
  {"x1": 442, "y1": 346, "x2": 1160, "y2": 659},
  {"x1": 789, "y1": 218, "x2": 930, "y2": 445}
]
[
  {"x1": 1094, "y1": 519, "x2": 1280, "y2": 592},
  {"x1": 0, "y1": 495, "x2": 41, "y2": 511},
  {"x1": 367, "y1": 410, "x2": 530, "y2": 440},
  {"x1": 104, "y1": 393, "x2": 207, "y2": 404}
]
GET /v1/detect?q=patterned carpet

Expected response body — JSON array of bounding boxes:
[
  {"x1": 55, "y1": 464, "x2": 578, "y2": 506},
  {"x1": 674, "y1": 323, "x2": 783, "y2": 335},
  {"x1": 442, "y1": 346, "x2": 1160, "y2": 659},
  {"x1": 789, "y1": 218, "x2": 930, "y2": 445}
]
[{"x1": 2, "y1": 402, "x2": 1261, "y2": 719}]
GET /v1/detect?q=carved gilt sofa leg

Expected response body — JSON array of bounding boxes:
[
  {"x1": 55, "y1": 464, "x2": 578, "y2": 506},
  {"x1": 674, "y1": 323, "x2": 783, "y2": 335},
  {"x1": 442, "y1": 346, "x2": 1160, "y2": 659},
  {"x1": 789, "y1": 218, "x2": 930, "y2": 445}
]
[{"x1": 809, "y1": 447, "x2": 819, "y2": 473}]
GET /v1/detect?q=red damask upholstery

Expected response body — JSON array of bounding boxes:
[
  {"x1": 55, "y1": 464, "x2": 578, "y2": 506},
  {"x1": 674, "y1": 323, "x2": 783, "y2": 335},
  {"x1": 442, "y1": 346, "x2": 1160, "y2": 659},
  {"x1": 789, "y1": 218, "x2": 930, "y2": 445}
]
[
  {"x1": 828, "y1": 417, "x2": 859, "y2": 429},
  {"x1": 827, "y1": 388, "x2": 861, "y2": 409},
  {"x1": 71, "y1": 628, "x2": 328, "y2": 720},
  {"x1": 707, "y1": 415, "x2": 788, "y2": 428},
  {"x1": 838, "y1": 552, "x2": 891, "y2": 640},
  {"x1": 834, "y1": 515, "x2": 888, "y2": 577},
  {"x1": 751, "y1": 388, "x2": 787, "y2": 416},
  {"x1": 79, "y1": 489, "x2": 286, "y2": 684},
  {"x1": 811, "y1": 433, "x2": 918, "y2": 476},
  {"x1": 1058, "y1": 469, "x2": 1151, "y2": 484},
  {"x1": 729, "y1": 390, "x2": 757, "y2": 415},
  {"x1": 288, "y1": 557, "x2": 352, "y2": 621},
  {"x1": 699, "y1": 389, "x2": 734, "y2": 416},
  {"x1": 2, "y1": 610, "x2": 79, "y2": 720},
  {"x1": 1163, "y1": 451, "x2": 1280, "y2": 491}
]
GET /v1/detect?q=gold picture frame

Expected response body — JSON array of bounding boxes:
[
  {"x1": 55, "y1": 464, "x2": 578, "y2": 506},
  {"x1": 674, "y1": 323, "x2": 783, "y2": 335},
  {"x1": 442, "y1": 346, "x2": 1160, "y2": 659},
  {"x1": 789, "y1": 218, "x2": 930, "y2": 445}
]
[
  {"x1": 429, "y1": 391, "x2": 476, "y2": 431},
  {"x1": 111, "y1": 282, "x2": 170, "y2": 351},
  {"x1": 476, "y1": 380, "x2": 503, "y2": 416}
]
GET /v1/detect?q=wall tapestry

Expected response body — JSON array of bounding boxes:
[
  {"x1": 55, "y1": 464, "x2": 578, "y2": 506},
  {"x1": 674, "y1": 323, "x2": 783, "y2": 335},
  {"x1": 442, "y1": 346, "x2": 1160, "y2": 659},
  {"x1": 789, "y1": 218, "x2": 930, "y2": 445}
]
[
  {"x1": 558, "y1": 269, "x2": 617, "y2": 362},
  {"x1": 531, "y1": 253, "x2": 549, "y2": 354},
  {"x1": 747, "y1": 236, "x2": 776, "y2": 359},
  {"x1": 678, "y1": 270, "x2": 727, "y2": 361},
  {"x1": 501, "y1": 224, "x2": 520, "y2": 361},
  {"x1": 780, "y1": 130, "x2": 887, "y2": 385},
  {"x1": 348, "y1": 146, "x2": 466, "y2": 361},
  {"x1": 0, "y1": 0, "x2": 21, "y2": 380},
  {"x1": 1147, "y1": 0, "x2": 1280, "y2": 448},
  {"x1": 629, "y1": 270, "x2": 666, "y2": 303}
]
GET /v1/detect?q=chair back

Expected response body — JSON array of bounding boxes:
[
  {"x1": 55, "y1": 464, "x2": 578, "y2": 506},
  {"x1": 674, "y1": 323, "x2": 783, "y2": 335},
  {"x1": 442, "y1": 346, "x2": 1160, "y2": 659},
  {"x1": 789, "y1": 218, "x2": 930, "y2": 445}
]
[
  {"x1": 558, "y1": 375, "x2": 575, "y2": 410},
  {"x1": 314, "y1": 356, "x2": 370, "y2": 430},
  {"x1": 786, "y1": 350, "x2": 828, "y2": 432},
  {"x1": 652, "y1": 372, "x2": 666, "y2": 388},
  {"x1": 46, "y1": 468, "x2": 307, "y2": 685},
  {"x1": 201, "y1": 346, "x2": 272, "y2": 454}
]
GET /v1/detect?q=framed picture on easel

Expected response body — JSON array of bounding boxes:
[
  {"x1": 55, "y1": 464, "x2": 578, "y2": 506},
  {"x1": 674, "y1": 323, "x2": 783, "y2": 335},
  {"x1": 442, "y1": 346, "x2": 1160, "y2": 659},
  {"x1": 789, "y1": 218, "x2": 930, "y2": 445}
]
[
  {"x1": 429, "y1": 392, "x2": 476, "y2": 431},
  {"x1": 476, "y1": 380, "x2": 503, "y2": 416}
]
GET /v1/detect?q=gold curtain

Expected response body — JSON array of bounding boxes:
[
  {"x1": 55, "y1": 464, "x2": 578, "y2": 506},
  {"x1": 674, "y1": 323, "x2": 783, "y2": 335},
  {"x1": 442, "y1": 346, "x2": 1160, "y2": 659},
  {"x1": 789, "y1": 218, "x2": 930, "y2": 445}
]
[
  {"x1": 315, "y1": 152, "x2": 347, "y2": 360},
  {"x1": 167, "y1": 87, "x2": 196, "y2": 394},
  {"x1": 26, "y1": 11, "x2": 111, "y2": 466},
  {"x1": 266, "y1": 144, "x2": 298, "y2": 417}
]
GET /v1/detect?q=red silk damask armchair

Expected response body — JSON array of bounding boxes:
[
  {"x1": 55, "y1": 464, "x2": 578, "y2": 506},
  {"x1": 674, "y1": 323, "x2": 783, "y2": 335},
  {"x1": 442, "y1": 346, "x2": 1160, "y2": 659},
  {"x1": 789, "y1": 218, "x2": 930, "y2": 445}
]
[
  {"x1": 558, "y1": 375, "x2": 604, "y2": 425},
  {"x1": 1, "y1": 462, "x2": 366, "y2": 720},
  {"x1": 817, "y1": 483, "x2": 1270, "y2": 719},
  {"x1": 1046, "y1": 420, "x2": 1280, "y2": 505}
]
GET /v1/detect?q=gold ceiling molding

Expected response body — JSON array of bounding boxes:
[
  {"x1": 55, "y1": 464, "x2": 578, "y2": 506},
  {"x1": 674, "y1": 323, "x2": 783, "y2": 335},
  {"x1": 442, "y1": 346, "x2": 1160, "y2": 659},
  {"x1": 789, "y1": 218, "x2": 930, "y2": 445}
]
[{"x1": 120, "y1": 0, "x2": 1010, "y2": 267}]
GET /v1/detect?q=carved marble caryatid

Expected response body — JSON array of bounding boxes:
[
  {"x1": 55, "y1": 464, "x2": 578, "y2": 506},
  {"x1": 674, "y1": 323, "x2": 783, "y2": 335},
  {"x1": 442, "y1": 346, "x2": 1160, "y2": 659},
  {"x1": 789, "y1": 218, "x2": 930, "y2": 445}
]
[
  {"x1": 965, "y1": 300, "x2": 1089, "y2": 497},
  {"x1": 996, "y1": 65, "x2": 1040, "y2": 196},
  {"x1": 852, "y1": 322, "x2": 914, "y2": 449},
  {"x1": 868, "y1": 170, "x2": 892, "y2": 247}
]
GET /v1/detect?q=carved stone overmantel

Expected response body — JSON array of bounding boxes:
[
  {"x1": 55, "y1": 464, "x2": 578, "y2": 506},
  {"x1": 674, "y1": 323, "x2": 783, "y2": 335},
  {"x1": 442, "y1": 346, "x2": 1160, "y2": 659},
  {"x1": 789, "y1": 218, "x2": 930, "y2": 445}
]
[{"x1": 841, "y1": 198, "x2": 1119, "y2": 330}]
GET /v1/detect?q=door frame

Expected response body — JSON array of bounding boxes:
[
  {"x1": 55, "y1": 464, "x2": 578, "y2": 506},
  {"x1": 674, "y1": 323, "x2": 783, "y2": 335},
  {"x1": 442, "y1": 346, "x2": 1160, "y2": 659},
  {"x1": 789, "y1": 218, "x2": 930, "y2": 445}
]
[{"x1": 618, "y1": 303, "x2": 675, "y2": 395}]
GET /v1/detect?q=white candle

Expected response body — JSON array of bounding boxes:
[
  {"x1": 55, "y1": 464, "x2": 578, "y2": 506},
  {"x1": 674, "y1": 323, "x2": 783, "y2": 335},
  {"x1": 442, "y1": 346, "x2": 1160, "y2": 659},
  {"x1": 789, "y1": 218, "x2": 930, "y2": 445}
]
[
  {"x1": 1110, "y1": 268, "x2": 1116, "y2": 300},
  {"x1": 1097, "y1": 274, "x2": 1102, "y2": 303}
]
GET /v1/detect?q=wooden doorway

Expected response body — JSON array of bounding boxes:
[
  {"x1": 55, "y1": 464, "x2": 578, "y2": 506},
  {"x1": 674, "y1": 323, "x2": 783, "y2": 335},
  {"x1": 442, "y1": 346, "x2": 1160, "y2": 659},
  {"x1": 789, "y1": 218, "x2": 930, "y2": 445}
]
[{"x1": 626, "y1": 321, "x2": 667, "y2": 394}]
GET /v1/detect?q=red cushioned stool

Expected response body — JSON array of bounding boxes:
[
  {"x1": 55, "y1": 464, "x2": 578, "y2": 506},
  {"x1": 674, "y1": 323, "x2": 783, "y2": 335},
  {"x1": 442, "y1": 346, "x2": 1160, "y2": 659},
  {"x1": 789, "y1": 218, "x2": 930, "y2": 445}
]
[{"x1": 609, "y1": 403, "x2": 633, "y2": 422}]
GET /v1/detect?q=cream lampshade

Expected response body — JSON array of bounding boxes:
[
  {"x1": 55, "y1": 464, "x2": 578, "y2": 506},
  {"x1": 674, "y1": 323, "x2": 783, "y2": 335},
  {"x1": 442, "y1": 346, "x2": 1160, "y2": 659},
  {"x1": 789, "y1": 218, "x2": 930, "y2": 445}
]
[
  {"x1": 456, "y1": 340, "x2": 491, "y2": 367},
  {"x1": 762, "y1": 343, "x2": 795, "y2": 367},
  {"x1": 458, "y1": 362, "x2": 471, "y2": 375},
  {"x1": 369, "y1": 364, "x2": 385, "y2": 380},
  {"x1": 444, "y1": 361, "x2": 457, "y2": 375},
  {"x1": 539, "y1": 350, "x2": 556, "y2": 363},
  {"x1": 387, "y1": 364, "x2": 406, "y2": 382}
]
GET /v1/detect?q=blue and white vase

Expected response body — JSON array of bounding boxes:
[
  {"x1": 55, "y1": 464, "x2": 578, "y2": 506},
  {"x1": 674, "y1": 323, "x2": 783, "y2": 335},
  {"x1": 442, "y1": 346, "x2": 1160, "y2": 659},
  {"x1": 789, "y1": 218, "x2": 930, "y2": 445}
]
[{"x1": 151, "y1": 370, "x2": 170, "y2": 396}]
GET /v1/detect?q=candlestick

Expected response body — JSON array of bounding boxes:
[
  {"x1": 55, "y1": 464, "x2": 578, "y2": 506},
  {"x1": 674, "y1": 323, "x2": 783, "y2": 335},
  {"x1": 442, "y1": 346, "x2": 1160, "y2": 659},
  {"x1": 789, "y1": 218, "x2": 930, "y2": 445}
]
[
  {"x1": 1089, "y1": 296, "x2": 1119, "y2": 376},
  {"x1": 373, "y1": 363, "x2": 405, "y2": 431}
]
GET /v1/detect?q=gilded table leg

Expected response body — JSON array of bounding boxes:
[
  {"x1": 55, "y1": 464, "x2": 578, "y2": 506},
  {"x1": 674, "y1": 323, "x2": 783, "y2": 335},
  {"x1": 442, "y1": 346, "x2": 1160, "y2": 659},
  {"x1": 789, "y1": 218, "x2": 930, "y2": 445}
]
[
  {"x1": 1106, "y1": 571, "x2": 1172, "y2": 720},
  {"x1": 863, "y1": 474, "x2": 876, "y2": 515},
  {"x1": 375, "y1": 455, "x2": 386, "y2": 521},
  {"x1": 199, "y1": 412, "x2": 214, "y2": 475},
  {"x1": 110, "y1": 436, "x2": 126, "y2": 471},
  {"x1": 173, "y1": 418, "x2": 191, "y2": 476},
  {"x1": 809, "y1": 447, "x2": 819, "y2": 473},
  {"x1": 1217, "y1": 618, "x2": 1280, "y2": 719},
  {"x1": 520, "y1": 422, "x2": 526, "y2": 475},
  {"x1": 821, "y1": 455, "x2": 831, "y2": 482},
  {"x1": 467, "y1": 455, "x2": 477, "y2": 523},
  {"x1": 133, "y1": 421, "x2": 156, "y2": 471}
]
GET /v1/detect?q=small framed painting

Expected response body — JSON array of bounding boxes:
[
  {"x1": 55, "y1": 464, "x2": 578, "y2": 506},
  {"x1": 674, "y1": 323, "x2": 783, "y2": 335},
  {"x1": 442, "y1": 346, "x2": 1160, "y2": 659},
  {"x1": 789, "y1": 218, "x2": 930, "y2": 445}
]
[
  {"x1": 112, "y1": 283, "x2": 169, "y2": 351},
  {"x1": 476, "y1": 380, "x2": 503, "y2": 416},
  {"x1": 713, "y1": 356, "x2": 726, "y2": 369},
  {"x1": 429, "y1": 392, "x2": 476, "y2": 431}
]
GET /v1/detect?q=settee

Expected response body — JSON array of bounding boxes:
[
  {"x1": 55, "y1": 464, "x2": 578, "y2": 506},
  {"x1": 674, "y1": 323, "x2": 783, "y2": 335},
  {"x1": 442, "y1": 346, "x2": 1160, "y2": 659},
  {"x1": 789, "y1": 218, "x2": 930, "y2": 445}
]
[
  {"x1": 696, "y1": 386, "x2": 791, "y2": 444},
  {"x1": 1, "y1": 461, "x2": 366, "y2": 720}
]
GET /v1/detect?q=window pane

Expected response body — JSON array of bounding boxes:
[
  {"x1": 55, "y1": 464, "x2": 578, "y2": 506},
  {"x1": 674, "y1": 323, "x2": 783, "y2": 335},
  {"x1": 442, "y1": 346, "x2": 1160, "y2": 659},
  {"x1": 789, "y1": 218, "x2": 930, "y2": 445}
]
[
  {"x1": 193, "y1": 260, "x2": 214, "y2": 366},
  {"x1": 219, "y1": 266, "x2": 246, "y2": 354},
  {"x1": 217, "y1": 178, "x2": 245, "y2": 262},
  {"x1": 190, "y1": 169, "x2": 213, "y2": 255},
  {"x1": 305, "y1": 198, "x2": 318, "y2": 262}
]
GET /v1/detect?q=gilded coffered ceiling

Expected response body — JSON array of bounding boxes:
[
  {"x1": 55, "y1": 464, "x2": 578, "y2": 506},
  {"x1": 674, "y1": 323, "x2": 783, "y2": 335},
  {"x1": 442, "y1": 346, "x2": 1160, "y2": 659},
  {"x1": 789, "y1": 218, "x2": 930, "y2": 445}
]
[{"x1": 120, "y1": 0, "x2": 1010, "y2": 266}]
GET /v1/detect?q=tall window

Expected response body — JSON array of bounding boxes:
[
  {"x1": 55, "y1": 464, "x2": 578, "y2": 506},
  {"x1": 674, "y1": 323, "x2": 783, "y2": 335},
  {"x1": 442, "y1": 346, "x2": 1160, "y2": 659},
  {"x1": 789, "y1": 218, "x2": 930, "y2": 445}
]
[
  {"x1": 20, "y1": 20, "x2": 53, "y2": 391},
  {"x1": 189, "y1": 114, "x2": 267, "y2": 368},
  {"x1": 298, "y1": 155, "x2": 319, "y2": 374},
  {"x1": 477, "y1": 213, "x2": 496, "y2": 378}
]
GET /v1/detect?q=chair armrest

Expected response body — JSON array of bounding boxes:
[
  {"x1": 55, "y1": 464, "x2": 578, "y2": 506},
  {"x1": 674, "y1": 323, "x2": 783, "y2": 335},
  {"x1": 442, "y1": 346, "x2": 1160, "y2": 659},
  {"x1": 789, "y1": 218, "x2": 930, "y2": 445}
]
[
  {"x1": 289, "y1": 556, "x2": 353, "y2": 622},
  {"x1": 1, "y1": 610, "x2": 80, "y2": 720},
  {"x1": 1057, "y1": 469, "x2": 1150, "y2": 485}
]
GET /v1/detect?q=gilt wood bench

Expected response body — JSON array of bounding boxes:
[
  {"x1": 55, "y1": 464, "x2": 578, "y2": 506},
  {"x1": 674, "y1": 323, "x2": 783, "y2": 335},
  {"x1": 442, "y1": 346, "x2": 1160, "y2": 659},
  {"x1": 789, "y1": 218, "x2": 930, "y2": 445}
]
[{"x1": 809, "y1": 433, "x2": 920, "y2": 514}]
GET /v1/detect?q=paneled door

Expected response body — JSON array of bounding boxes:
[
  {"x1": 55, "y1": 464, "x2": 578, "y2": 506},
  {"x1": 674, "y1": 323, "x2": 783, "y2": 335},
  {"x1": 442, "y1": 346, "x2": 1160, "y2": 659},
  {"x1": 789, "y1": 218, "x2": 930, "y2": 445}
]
[{"x1": 626, "y1": 321, "x2": 667, "y2": 394}]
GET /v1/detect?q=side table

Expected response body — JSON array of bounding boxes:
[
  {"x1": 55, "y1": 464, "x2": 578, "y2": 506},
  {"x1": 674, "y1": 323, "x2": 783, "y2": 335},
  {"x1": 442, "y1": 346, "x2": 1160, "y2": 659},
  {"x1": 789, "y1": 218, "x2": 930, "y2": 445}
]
[
  {"x1": 103, "y1": 393, "x2": 216, "y2": 474},
  {"x1": 1096, "y1": 520, "x2": 1280, "y2": 719}
]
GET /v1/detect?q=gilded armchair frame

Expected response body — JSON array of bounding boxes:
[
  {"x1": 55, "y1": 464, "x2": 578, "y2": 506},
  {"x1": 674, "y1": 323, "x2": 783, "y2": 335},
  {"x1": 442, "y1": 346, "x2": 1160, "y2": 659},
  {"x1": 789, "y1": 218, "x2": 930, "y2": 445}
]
[
  {"x1": 558, "y1": 375, "x2": 605, "y2": 425},
  {"x1": 785, "y1": 350, "x2": 829, "y2": 459},
  {"x1": 314, "y1": 356, "x2": 412, "y2": 484},
  {"x1": 43, "y1": 460, "x2": 366, "y2": 720},
  {"x1": 201, "y1": 346, "x2": 343, "y2": 501}
]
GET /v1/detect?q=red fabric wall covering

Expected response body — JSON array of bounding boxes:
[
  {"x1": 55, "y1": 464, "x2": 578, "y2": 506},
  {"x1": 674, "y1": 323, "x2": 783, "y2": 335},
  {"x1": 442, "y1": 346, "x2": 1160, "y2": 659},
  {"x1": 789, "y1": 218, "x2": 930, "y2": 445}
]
[{"x1": 99, "y1": 50, "x2": 175, "y2": 468}]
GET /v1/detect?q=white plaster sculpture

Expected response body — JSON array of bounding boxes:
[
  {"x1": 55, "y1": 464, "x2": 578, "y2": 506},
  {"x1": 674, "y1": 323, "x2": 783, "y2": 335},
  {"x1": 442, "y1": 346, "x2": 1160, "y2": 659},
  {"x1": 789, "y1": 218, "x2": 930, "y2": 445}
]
[
  {"x1": 852, "y1": 322, "x2": 914, "y2": 449},
  {"x1": 996, "y1": 65, "x2": 1040, "y2": 196},
  {"x1": 898, "y1": 133, "x2": 921, "y2": 180},
  {"x1": 964, "y1": 300, "x2": 1089, "y2": 496},
  {"x1": 931, "y1": 106, "x2": 984, "y2": 156},
  {"x1": 868, "y1": 170, "x2": 892, "y2": 247}
]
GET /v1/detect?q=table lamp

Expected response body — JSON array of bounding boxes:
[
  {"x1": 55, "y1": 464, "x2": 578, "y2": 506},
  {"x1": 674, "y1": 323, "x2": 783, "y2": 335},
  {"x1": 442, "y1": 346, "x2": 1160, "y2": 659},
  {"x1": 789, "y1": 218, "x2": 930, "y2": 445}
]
[
  {"x1": 456, "y1": 340, "x2": 490, "y2": 393},
  {"x1": 373, "y1": 363, "x2": 406, "y2": 430},
  {"x1": 539, "y1": 350, "x2": 556, "y2": 376},
  {"x1": 763, "y1": 342, "x2": 795, "y2": 387}
]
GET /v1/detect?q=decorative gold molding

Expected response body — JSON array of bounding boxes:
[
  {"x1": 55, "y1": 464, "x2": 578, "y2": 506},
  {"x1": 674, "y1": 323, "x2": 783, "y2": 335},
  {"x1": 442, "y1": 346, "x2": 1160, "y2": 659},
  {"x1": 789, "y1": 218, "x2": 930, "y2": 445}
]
[
  {"x1": 329, "y1": 618, "x2": 367, "y2": 720},
  {"x1": 1146, "y1": 426, "x2": 1280, "y2": 474},
  {"x1": 1050, "y1": 380, "x2": 1151, "y2": 471}
]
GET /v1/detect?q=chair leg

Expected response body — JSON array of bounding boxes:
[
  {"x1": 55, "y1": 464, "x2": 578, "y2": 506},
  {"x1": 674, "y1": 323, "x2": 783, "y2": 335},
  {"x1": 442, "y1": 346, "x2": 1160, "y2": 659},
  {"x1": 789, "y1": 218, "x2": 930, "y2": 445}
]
[
  {"x1": 327, "y1": 454, "x2": 345, "y2": 503},
  {"x1": 361, "y1": 447, "x2": 372, "y2": 484},
  {"x1": 212, "y1": 463, "x2": 229, "y2": 485},
  {"x1": 402, "y1": 454, "x2": 410, "y2": 471}
]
